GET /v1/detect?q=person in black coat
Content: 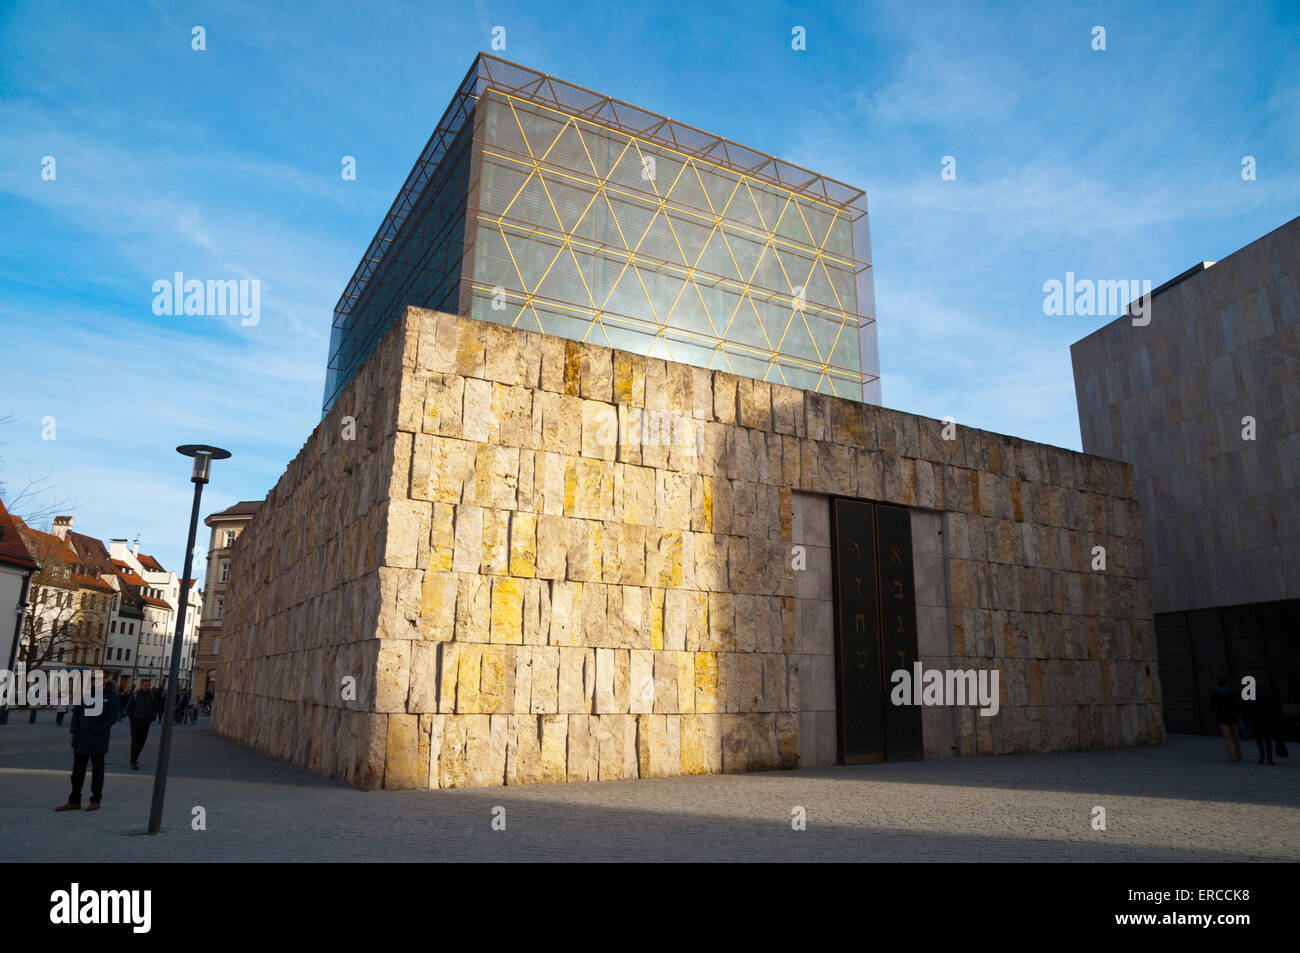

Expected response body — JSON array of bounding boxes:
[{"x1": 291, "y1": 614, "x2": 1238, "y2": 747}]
[
  {"x1": 1243, "y1": 689, "x2": 1282, "y2": 765},
  {"x1": 1209, "y1": 676, "x2": 1243, "y2": 764},
  {"x1": 123, "y1": 680, "x2": 155, "y2": 770},
  {"x1": 55, "y1": 673, "x2": 121, "y2": 812},
  {"x1": 152, "y1": 687, "x2": 165, "y2": 724}
]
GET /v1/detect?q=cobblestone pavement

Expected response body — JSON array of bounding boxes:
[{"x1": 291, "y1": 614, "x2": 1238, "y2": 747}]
[{"x1": 1, "y1": 716, "x2": 1296, "y2": 861}]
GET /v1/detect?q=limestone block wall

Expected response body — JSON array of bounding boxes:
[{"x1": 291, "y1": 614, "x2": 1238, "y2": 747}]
[
  {"x1": 211, "y1": 313, "x2": 415, "y2": 787},
  {"x1": 217, "y1": 305, "x2": 1163, "y2": 789}
]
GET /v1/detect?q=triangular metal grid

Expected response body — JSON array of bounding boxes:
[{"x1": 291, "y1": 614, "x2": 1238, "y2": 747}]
[
  {"x1": 467, "y1": 90, "x2": 876, "y2": 398},
  {"x1": 327, "y1": 52, "x2": 879, "y2": 412}
]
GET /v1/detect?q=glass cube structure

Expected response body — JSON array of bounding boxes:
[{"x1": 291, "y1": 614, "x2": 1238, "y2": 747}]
[{"x1": 324, "y1": 54, "x2": 879, "y2": 414}]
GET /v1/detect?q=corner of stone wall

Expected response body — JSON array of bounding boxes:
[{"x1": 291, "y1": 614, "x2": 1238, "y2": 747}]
[{"x1": 214, "y1": 306, "x2": 415, "y2": 785}]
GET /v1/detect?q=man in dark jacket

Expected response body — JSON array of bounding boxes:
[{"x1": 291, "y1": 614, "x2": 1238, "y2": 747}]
[
  {"x1": 55, "y1": 672, "x2": 121, "y2": 812},
  {"x1": 1243, "y1": 689, "x2": 1281, "y2": 765},
  {"x1": 152, "y1": 687, "x2": 164, "y2": 724},
  {"x1": 1209, "y1": 676, "x2": 1243, "y2": 764},
  {"x1": 123, "y1": 680, "x2": 154, "y2": 770}
]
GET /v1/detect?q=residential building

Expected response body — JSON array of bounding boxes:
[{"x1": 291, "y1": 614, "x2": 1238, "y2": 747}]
[
  {"x1": 194, "y1": 500, "x2": 262, "y2": 698},
  {"x1": 14, "y1": 516, "x2": 114, "y2": 676},
  {"x1": 1071, "y1": 214, "x2": 1299, "y2": 737},
  {"x1": 62, "y1": 528, "x2": 134, "y2": 687},
  {"x1": 135, "y1": 588, "x2": 175, "y2": 685},
  {"x1": 324, "y1": 54, "x2": 879, "y2": 415},
  {"x1": 108, "y1": 539, "x2": 202, "y2": 690},
  {"x1": 104, "y1": 555, "x2": 148, "y2": 685},
  {"x1": 0, "y1": 499, "x2": 39, "y2": 722}
]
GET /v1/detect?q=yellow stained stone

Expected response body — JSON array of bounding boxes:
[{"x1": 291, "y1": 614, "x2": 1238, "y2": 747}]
[
  {"x1": 419, "y1": 571, "x2": 457, "y2": 640},
  {"x1": 490, "y1": 576, "x2": 525, "y2": 644},
  {"x1": 694, "y1": 652, "x2": 718, "y2": 714},
  {"x1": 428, "y1": 502, "x2": 455, "y2": 572},
  {"x1": 479, "y1": 645, "x2": 509, "y2": 712},
  {"x1": 650, "y1": 588, "x2": 665, "y2": 651},
  {"x1": 456, "y1": 645, "x2": 482, "y2": 713},
  {"x1": 509, "y1": 511, "x2": 537, "y2": 578}
]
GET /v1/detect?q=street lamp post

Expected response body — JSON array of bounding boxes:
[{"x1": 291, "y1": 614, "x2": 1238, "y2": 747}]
[{"x1": 147, "y1": 444, "x2": 229, "y2": 835}]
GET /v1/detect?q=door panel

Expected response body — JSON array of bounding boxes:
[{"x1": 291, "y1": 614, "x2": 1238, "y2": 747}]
[
  {"x1": 830, "y1": 498, "x2": 922, "y2": 764},
  {"x1": 1154, "y1": 612, "x2": 1200, "y2": 734},
  {"x1": 831, "y1": 499, "x2": 885, "y2": 764},
  {"x1": 1189, "y1": 609, "x2": 1229, "y2": 732},
  {"x1": 876, "y1": 504, "x2": 923, "y2": 761}
]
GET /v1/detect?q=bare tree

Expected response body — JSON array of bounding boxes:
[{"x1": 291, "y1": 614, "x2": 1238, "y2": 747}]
[
  {"x1": 17, "y1": 599, "x2": 98, "y2": 673},
  {"x1": 12, "y1": 522, "x2": 110, "y2": 679}
]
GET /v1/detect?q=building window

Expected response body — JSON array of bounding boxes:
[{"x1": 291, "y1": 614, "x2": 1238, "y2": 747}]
[
  {"x1": 215, "y1": 597, "x2": 224, "y2": 620},
  {"x1": 219, "y1": 561, "x2": 229, "y2": 583}
]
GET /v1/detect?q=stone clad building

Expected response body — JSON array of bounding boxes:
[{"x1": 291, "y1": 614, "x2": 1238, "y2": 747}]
[
  {"x1": 214, "y1": 306, "x2": 1163, "y2": 789},
  {"x1": 1071, "y1": 214, "x2": 1300, "y2": 737}
]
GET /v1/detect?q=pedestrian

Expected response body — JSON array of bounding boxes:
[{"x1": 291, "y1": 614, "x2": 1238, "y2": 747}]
[
  {"x1": 152, "y1": 687, "x2": 164, "y2": 724},
  {"x1": 123, "y1": 680, "x2": 154, "y2": 770},
  {"x1": 55, "y1": 702, "x2": 68, "y2": 727},
  {"x1": 55, "y1": 672, "x2": 121, "y2": 812},
  {"x1": 1209, "y1": 676, "x2": 1244, "y2": 764},
  {"x1": 1242, "y1": 691, "x2": 1275, "y2": 765},
  {"x1": 174, "y1": 689, "x2": 189, "y2": 725}
]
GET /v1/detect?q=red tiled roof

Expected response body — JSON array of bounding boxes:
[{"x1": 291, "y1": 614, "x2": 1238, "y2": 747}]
[
  {"x1": 0, "y1": 499, "x2": 39, "y2": 571},
  {"x1": 66, "y1": 531, "x2": 114, "y2": 574},
  {"x1": 13, "y1": 520, "x2": 77, "y2": 572},
  {"x1": 139, "y1": 594, "x2": 172, "y2": 609},
  {"x1": 114, "y1": 566, "x2": 149, "y2": 587},
  {"x1": 136, "y1": 553, "x2": 165, "y2": 572},
  {"x1": 71, "y1": 573, "x2": 115, "y2": 594}
]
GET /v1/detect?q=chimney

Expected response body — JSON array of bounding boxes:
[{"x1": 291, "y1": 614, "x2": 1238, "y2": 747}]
[
  {"x1": 133, "y1": 542, "x2": 140, "y2": 557},
  {"x1": 109, "y1": 539, "x2": 128, "y2": 559},
  {"x1": 52, "y1": 515, "x2": 73, "y2": 540}
]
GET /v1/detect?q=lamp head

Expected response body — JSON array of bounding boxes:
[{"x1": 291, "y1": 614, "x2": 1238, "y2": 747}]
[{"x1": 176, "y1": 445, "x2": 231, "y2": 484}]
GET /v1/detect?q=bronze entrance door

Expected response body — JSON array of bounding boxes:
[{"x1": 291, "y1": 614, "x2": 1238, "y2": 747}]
[{"x1": 830, "y1": 499, "x2": 923, "y2": 763}]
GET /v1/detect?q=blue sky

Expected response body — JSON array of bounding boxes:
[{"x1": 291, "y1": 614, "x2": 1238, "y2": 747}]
[{"x1": 1, "y1": 0, "x2": 1297, "y2": 573}]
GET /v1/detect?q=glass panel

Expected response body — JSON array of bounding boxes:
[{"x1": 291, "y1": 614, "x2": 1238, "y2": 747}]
[{"x1": 327, "y1": 60, "x2": 879, "y2": 412}]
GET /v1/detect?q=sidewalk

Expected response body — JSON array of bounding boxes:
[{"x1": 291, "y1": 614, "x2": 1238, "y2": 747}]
[{"x1": 2, "y1": 717, "x2": 1295, "y2": 861}]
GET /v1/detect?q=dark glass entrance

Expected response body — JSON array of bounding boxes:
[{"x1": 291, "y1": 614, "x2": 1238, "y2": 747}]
[{"x1": 830, "y1": 499, "x2": 923, "y2": 763}]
